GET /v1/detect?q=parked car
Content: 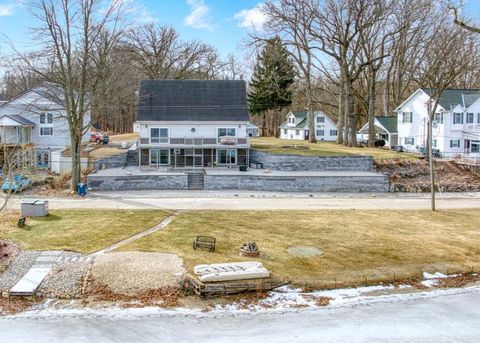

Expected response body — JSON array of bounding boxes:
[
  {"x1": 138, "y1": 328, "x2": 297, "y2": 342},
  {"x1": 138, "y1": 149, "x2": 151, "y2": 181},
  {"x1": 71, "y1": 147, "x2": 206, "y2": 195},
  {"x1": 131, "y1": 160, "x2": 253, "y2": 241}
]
[
  {"x1": 90, "y1": 132, "x2": 109, "y2": 144},
  {"x1": 417, "y1": 146, "x2": 441, "y2": 159},
  {"x1": 1, "y1": 174, "x2": 32, "y2": 193}
]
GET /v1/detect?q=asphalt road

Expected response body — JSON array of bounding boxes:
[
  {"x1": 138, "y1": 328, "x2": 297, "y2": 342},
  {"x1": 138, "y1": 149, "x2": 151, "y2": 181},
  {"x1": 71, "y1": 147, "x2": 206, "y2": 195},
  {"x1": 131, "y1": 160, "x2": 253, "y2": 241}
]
[
  {"x1": 2, "y1": 287, "x2": 480, "y2": 342},
  {"x1": 6, "y1": 191, "x2": 480, "y2": 210}
]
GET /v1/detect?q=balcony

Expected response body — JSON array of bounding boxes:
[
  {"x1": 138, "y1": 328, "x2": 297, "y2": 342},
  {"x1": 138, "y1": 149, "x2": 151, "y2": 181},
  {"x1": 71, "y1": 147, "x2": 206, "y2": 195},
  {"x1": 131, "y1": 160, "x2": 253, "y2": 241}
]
[{"x1": 138, "y1": 136, "x2": 250, "y2": 147}]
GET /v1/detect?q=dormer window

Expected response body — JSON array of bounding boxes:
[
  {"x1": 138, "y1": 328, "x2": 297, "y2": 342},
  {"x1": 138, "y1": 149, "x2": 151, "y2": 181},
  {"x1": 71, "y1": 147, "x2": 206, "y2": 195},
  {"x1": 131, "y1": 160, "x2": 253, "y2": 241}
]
[{"x1": 453, "y1": 113, "x2": 463, "y2": 124}]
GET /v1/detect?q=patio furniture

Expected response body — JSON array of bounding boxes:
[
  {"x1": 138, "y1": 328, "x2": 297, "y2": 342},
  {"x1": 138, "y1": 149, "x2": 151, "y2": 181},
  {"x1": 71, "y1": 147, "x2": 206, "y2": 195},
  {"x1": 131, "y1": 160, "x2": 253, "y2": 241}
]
[
  {"x1": 193, "y1": 236, "x2": 216, "y2": 252},
  {"x1": 249, "y1": 161, "x2": 263, "y2": 169}
]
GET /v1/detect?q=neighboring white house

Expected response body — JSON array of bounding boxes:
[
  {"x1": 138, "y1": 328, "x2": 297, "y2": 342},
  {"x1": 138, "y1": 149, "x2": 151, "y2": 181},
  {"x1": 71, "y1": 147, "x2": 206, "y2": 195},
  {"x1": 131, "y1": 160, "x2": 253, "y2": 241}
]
[
  {"x1": 246, "y1": 123, "x2": 260, "y2": 137},
  {"x1": 280, "y1": 111, "x2": 337, "y2": 141},
  {"x1": 358, "y1": 116, "x2": 398, "y2": 148},
  {"x1": 0, "y1": 84, "x2": 91, "y2": 168},
  {"x1": 394, "y1": 88, "x2": 480, "y2": 155},
  {"x1": 135, "y1": 79, "x2": 250, "y2": 168}
]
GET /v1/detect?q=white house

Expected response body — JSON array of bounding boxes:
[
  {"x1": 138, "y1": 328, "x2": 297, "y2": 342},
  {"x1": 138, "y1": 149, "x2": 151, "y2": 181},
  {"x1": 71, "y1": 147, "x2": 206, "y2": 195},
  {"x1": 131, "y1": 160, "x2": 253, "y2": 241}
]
[
  {"x1": 0, "y1": 84, "x2": 91, "y2": 168},
  {"x1": 280, "y1": 111, "x2": 337, "y2": 141},
  {"x1": 395, "y1": 88, "x2": 480, "y2": 155},
  {"x1": 358, "y1": 116, "x2": 398, "y2": 148},
  {"x1": 135, "y1": 79, "x2": 250, "y2": 168}
]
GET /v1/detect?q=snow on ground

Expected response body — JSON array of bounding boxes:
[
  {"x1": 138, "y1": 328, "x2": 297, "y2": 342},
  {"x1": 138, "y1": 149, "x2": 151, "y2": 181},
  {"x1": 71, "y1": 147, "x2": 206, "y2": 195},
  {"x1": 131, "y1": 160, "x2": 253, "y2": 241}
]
[{"x1": 5, "y1": 272, "x2": 479, "y2": 320}]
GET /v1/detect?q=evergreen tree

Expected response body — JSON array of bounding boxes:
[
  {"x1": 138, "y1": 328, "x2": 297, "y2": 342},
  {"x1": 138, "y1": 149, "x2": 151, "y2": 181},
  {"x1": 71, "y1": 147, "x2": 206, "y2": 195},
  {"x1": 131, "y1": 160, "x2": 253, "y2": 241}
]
[{"x1": 248, "y1": 37, "x2": 295, "y2": 137}]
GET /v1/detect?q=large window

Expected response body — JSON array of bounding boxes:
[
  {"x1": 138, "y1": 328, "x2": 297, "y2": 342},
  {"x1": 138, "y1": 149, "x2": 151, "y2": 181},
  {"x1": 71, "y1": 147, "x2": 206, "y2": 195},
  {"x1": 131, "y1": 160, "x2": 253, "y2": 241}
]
[
  {"x1": 40, "y1": 127, "x2": 53, "y2": 136},
  {"x1": 39, "y1": 112, "x2": 53, "y2": 136},
  {"x1": 402, "y1": 112, "x2": 413, "y2": 123},
  {"x1": 453, "y1": 113, "x2": 463, "y2": 124},
  {"x1": 316, "y1": 130, "x2": 324, "y2": 136},
  {"x1": 450, "y1": 140, "x2": 461, "y2": 148},
  {"x1": 217, "y1": 149, "x2": 236, "y2": 165},
  {"x1": 40, "y1": 113, "x2": 53, "y2": 124},
  {"x1": 434, "y1": 113, "x2": 443, "y2": 124},
  {"x1": 217, "y1": 128, "x2": 236, "y2": 137},
  {"x1": 466, "y1": 113, "x2": 474, "y2": 124},
  {"x1": 150, "y1": 149, "x2": 169, "y2": 165},
  {"x1": 150, "y1": 128, "x2": 169, "y2": 143},
  {"x1": 330, "y1": 130, "x2": 337, "y2": 136}
]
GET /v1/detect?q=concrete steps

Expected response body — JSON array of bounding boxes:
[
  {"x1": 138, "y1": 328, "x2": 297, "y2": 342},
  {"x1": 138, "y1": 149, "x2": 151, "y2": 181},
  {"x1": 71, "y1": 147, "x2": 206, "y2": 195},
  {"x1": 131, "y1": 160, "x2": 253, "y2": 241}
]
[
  {"x1": 125, "y1": 148, "x2": 139, "y2": 167},
  {"x1": 188, "y1": 172, "x2": 205, "y2": 190}
]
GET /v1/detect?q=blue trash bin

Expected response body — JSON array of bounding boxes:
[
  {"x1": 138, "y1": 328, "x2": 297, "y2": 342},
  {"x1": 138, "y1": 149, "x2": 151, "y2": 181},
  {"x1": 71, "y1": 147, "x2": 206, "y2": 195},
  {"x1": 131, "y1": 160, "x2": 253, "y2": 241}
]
[{"x1": 77, "y1": 183, "x2": 87, "y2": 196}]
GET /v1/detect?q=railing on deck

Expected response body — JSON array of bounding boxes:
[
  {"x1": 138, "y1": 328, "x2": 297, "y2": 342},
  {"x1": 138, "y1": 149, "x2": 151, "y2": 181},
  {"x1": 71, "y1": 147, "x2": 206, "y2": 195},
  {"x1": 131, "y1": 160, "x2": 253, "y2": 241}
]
[{"x1": 139, "y1": 136, "x2": 249, "y2": 146}]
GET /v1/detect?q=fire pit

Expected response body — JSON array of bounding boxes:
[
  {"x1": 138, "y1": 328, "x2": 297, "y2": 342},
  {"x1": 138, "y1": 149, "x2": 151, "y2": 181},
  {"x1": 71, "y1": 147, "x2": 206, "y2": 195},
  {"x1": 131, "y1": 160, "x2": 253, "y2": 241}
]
[{"x1": 240, "y1": 242, "x2": 260, "y2": 257}]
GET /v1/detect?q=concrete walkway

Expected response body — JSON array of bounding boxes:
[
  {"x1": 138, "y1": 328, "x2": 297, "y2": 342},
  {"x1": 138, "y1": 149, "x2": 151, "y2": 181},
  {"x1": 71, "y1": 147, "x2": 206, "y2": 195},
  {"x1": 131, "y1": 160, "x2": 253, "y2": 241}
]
[
  {"x1": 91, "y1": 212, "x2": 179, "y2": 255},
  {"x1": 6, "y1": 191, "x2": 480, "y2": 210},
  {"x1": 9, "y1": 251, "x2": 63, "y2": 296}
]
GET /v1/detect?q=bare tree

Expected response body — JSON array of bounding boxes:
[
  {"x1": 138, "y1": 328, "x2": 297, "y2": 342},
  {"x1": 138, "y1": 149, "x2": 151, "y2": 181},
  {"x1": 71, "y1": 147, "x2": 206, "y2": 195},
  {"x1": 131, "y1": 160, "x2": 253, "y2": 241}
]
[
  {"x1": 417, "y1": 20, "x2": 476, "y2": 210},
  {"x1": 12, "y1": 0, "x2": 126, "y2": 191},
  {"x1": 449, "y1": 1, "x2": 480, "y2": 33},
  {"x1": 261, "y1": 0, "x2": 318, "y2": 143}
]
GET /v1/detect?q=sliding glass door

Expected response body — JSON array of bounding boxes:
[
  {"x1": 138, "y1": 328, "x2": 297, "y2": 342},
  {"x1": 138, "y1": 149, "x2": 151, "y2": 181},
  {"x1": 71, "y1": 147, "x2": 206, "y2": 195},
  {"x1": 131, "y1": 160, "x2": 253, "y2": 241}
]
[
  {"x1": 150, "y1": 149, "x2": 169, "y2": 165},
  {"x1": 217, "y1": 149, "x2": 237, "y2": 166}
]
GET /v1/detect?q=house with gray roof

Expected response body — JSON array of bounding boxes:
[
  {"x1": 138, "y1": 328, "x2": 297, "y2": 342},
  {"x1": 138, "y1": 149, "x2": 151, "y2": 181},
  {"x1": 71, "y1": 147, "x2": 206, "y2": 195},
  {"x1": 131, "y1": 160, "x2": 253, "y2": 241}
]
[
  {"x1": 0, "y1": 83, "x2": 91, "y2": 169},
  {"x1": 280, "y1": 111, "x2": 337, "y2": 141},
  {"x1": 358, "y1": 116, "x2": 398, "y2": 147},
  {"x1": 135, "y1": 79, "x2": 250, "y2": 168},
  {"x1": 394, "y1": 88, "x2": 480, "y2": 155}
]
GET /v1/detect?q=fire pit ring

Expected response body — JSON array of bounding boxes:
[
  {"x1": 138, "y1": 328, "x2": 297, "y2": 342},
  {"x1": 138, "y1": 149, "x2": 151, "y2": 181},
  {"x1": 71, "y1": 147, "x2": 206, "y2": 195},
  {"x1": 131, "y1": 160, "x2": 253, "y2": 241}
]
[{"x1": 240, "y1": 242, "x2": 260, "y2": 257}]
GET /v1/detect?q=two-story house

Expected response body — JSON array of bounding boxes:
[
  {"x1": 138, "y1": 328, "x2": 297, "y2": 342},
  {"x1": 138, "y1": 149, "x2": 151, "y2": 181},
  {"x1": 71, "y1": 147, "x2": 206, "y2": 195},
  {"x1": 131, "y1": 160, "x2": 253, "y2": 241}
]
[
  {"x1": 0, "y1": 83, "x2": 91, "y2": 169},
  {"x1": 135, "y1": 79, "x2": 250, "y2": 168},
  {"x1": 395, "y1": 88, "x2": 480, "y2": 155},
  {"x1": 280, "y1": 111, "x2": 337, "y2": 141}
]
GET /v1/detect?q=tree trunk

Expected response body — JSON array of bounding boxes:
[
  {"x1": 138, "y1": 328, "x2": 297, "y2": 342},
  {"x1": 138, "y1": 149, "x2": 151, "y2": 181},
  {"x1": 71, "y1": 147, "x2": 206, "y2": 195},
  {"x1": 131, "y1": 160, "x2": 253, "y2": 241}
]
[
  {"x1": 70, "y1": 134, "x2": 82, "y2": 192},
  {"x1": 337, "y1": 75, "x2": 345, "y2": 145},
  {"x1": 427, "y1": 101, "x2": 436, "y2": 211},
  {"x1": 344, "y1": 76, "x2": 358, "y2": 147},
  {"x1": 367, "y1": 75, "x2": 376, "y2": 147}
]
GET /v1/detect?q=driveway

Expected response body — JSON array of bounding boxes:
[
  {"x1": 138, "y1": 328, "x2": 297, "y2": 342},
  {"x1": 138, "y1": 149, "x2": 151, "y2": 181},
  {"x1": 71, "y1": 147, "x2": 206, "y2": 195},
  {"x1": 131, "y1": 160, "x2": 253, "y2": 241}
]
[
  {"x1": 6, "y1": 191, "x2": 480, "y2": 210},
  {"x1": 2, "y1": 287, "x2": 480, "y2": 342}
]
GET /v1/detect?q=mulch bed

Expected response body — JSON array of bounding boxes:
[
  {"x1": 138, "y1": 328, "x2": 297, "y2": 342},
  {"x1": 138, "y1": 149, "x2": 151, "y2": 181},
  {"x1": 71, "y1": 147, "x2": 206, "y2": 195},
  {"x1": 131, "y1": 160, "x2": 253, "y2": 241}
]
[
  {"x1": 0, "y1": 240, "x2": 19, "y2": 273},
  {"x1": 0, "y1": 297, "x2": 38, "y2": 315},
  {"x1": 375, "y1": 160, "x2": 480, "y2": 192},
  {"x1": 82, "y1": 274, "x2": 180, "y2": 307}
]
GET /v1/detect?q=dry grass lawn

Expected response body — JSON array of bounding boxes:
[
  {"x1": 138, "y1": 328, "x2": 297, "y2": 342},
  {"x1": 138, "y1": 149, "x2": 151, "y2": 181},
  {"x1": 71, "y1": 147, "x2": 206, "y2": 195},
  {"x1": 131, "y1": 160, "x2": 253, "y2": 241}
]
[
  {"x1": 109, "y1": 133, "x2": 139, "y2": 144},
  {"x1": 251, "y1": 137, "x2": 416, "y2": 161},
  {"x1": 119, "y1": 209, "x2": 480, "y2": 288},
  {"x1": 0, "y1": 210, "x2": 171, "y2": 253},
  {"x1": 89, "y1": 147, "x2": 127, "y2": 161}
]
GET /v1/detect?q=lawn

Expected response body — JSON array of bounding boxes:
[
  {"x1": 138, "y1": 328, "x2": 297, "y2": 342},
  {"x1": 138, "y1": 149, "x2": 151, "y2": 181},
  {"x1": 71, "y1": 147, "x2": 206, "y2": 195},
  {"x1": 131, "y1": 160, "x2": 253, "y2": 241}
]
[
  {"x1": 0, "y1": 210, "x2": 171, "y2": 253},
  {"x1": 251, "y1": 137, "x2": 416, "y2": 161},
  {"x1": 119, "y1": 210, "x2": 480, "y2": 288}
]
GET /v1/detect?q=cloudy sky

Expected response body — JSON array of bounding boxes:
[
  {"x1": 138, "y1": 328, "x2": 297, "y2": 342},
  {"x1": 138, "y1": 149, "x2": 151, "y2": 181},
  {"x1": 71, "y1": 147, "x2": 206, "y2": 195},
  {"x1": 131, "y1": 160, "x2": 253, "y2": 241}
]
[{"x1": 0, "y1": 0, "x2": 266, "y2": 57}]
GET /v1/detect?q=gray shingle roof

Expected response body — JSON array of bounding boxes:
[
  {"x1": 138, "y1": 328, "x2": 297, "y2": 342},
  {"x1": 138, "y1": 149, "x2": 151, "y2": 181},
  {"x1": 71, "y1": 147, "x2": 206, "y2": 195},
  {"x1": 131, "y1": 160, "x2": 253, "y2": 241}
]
[
  {"x1": 136, "y1": 80, "x2": 250, "y2": 122},
  {"x1": 376, "y1": 116, "x2": 397, "y2": 133},
  {"x1": 421, "y1": 88, "x2": 480, "y2": 110},
  {"x1": 2, "y1": 115, "x2": 36, "y2": 126}
]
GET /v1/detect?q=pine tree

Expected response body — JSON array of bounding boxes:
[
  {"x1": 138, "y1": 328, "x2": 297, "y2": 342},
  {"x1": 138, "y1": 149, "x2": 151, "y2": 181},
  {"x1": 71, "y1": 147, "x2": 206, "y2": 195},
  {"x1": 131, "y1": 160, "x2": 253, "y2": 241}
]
[{"x1": 248, "y1": 37, "x2": 295, "y2": 137}]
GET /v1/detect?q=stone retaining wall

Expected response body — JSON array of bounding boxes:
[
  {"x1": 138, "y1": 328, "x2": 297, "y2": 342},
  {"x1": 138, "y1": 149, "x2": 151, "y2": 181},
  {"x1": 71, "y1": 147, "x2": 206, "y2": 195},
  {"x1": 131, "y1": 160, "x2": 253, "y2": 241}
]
[
  {"x1": 250, "y1": 150, "x2": 374, "y2": 171},
  {"x1": 87, "y1": 174, "x2": 187, "y2": 191},
  {"x1": 92, "y1": 152, "x2": 128, "y2": 170},
  {"x1": 204, "y1": 174, "x2": 388, "y2": 193}
]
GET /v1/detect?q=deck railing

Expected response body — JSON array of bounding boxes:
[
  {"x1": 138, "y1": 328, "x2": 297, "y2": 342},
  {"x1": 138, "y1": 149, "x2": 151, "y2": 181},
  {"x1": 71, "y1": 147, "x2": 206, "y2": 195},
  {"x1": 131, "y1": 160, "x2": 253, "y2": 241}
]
[{"x1": 139, "y1": 136, "x2": 249, "y2": 146}]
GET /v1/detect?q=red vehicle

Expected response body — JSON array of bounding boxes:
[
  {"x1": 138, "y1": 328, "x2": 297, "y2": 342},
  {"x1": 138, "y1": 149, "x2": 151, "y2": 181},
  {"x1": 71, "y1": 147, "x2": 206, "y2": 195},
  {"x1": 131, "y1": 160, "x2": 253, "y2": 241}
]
[{"x1": 90, "y1": 132, "x2": 109, "y2": 144}]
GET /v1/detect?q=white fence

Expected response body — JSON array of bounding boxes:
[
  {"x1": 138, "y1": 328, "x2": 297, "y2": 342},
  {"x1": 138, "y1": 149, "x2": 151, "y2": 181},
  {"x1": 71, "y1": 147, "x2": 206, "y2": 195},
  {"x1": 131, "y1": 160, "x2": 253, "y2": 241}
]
[
  {"x1": 440, "y1": 153, "x2": 480, "y2": 165},
  {"x1": 50, "y1": 151, "x2": 89, "y2": 174}
]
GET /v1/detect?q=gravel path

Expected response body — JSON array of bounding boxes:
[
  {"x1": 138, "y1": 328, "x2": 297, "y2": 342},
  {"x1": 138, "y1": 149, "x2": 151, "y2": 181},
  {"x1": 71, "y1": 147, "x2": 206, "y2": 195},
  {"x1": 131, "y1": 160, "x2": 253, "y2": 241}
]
[
  {"x1": 38, "y1": 252, "x2": 93, "y2": 299},
  {"x1": 91, "y1": 252, "x2": 185, "y2": 295},
  {"x1": 0, "y1": 251, "x2": 41, "y2": 294}
]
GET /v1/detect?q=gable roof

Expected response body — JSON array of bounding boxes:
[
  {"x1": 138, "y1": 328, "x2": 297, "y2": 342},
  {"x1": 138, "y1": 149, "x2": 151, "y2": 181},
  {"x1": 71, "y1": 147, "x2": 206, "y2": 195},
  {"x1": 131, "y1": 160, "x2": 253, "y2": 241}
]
[
  {"x1": 0, "y1": 115, "x2": 36, "y2": 126},
  {"x1": 280, "y1": 111, "x2": 335, "y2": 129},
  {"x1": 136, "y1": 79, "x2": 250, "y2": 122},
  {"x1": 0, "y1": 83, "x2": 68, "y2": 110},
  {"x1": 376, "y1": 116, "x2": 397, "y2": 133},
  {"x1": 421, "y1": 88, "x2": 480, "y2": 111}
]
